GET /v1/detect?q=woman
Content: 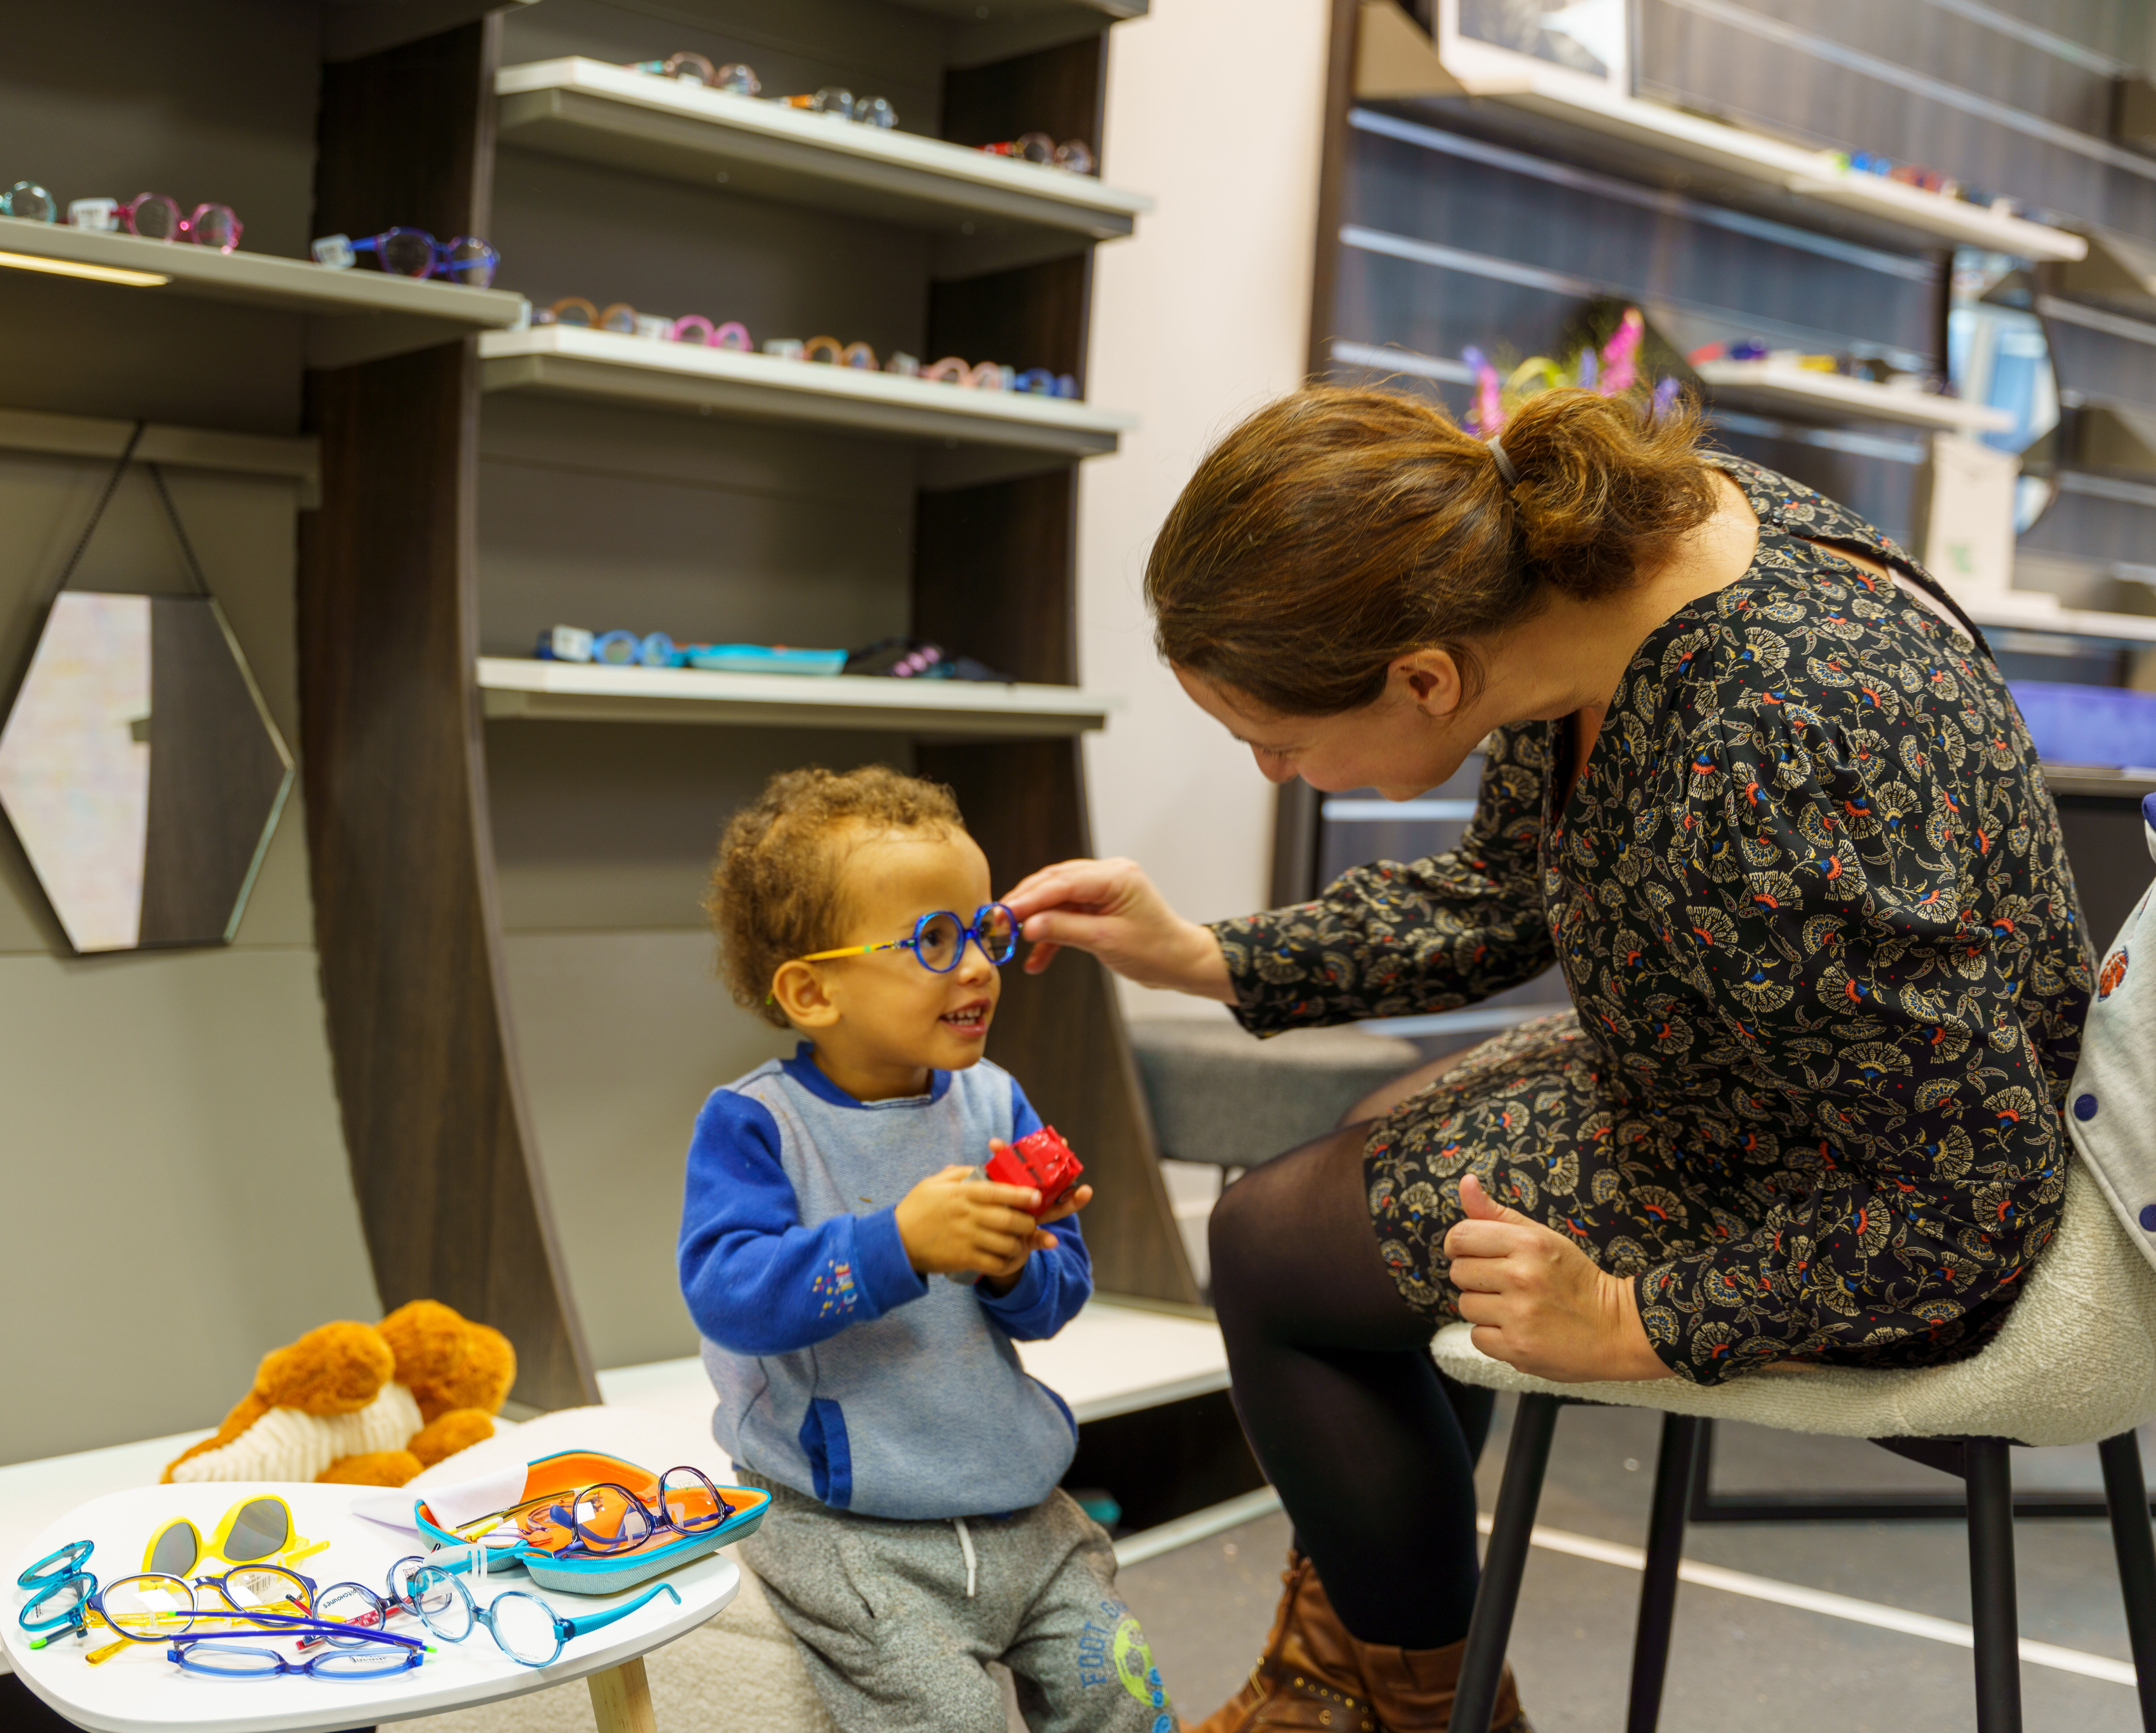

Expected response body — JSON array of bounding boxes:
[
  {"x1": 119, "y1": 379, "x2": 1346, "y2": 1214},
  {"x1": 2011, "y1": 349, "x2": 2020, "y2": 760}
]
[{"x1": 1004, "y1": 386, "x2": 2089, "y2": 1733}]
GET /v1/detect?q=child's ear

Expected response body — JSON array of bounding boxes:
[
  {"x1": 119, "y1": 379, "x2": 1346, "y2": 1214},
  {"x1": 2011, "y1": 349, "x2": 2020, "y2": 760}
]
[{"x1": 771, "y1": 960, "x2": 841, "y2": 1030}]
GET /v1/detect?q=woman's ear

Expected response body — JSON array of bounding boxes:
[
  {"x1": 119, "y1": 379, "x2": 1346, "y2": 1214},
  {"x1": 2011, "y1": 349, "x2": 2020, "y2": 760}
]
[
  {"x1": 1392, "y1": 647, "x2": 1465, "y2": 719},
  {"x1": 770, "y1": 960, "x2": 841, "y2": 1030}
]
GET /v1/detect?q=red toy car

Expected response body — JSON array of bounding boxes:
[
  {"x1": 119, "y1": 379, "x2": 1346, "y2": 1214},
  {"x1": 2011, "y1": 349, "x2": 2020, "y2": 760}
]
[{"x1": 985, "y1": 1126, "x2": 1085, "y2": 1216}]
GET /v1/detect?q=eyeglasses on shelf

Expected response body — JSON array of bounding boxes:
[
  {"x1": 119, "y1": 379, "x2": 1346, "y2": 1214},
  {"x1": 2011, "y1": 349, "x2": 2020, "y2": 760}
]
[
  {"x1": 69, "y1": 193, "x2": 242, "y2": 252},
  {"x1": 2, "y1": 181, "x2": 56, "y2": 222},
  {"x1": 624, "y1": 51, "x2": 759, "y2": 95},
  {"x1": 780, "y1": 87, "x2": 897, "y2": 128},
  {"x1": 978, "y1": 134, "x2": 1095, "y2": 175},
  {"x1": 311, "y1": 228, "x2": 499, "y2": 286}
]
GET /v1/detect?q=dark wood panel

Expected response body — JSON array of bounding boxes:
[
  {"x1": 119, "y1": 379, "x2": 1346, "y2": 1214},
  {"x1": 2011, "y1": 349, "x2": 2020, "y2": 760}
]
[
  {"x1": 940, "y1": 34, "x2": 1107, "y2": 156},
  {"x1": 913, "y1": 469, "x2": 1077, "y2": 685},
  {"x1": 139, "y1": 598, "x2": 290, "y2": 945},
  {"x1": 926, "y1": 254, "x2": 1094, "y2": 389},
  {"x1": 302, "y1": 18, "x2": 596, "y2": 1410},
  {"x1": 921, "y1": 738, "x2": 1200, "y2": 1306}
]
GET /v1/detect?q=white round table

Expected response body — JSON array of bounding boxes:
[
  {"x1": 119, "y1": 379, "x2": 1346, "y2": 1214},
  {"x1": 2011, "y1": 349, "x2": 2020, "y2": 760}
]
[{"x1": 2, "y1": 1480, "x2": 736, "y2": 1733}]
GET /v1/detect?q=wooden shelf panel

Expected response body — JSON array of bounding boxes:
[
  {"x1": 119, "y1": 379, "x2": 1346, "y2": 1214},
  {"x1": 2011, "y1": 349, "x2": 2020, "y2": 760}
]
[
  {"x1": 1696, "y1": 361, "x2": 2013, "y2": 432},
  {"x1": 0, "y1": 213, "x2": 529, "y2": 368},
  {"x1": 477, "y1": 658, "x2": 1117, "y2": 738},
  {"x1": 496, "y1": 59, "x2": 1151, "y2": 276},
  {"x1": 1352, "y1": 0, "x2": 2085, "y2": 264},
  {"x1": 477, "y1": 326, "x2": 1135, "y2": 471}
]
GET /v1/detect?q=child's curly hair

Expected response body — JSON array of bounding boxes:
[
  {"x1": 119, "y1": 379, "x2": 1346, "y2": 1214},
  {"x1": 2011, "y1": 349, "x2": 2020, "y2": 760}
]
[{"x1": 708, "y1": 765, "x2": 966, "y2": 1027}]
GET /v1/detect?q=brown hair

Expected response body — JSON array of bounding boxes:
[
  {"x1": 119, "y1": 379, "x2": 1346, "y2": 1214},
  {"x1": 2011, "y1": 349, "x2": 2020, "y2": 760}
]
[
  {"x1": 707, "y1": 764, "x2": 966, "y2": 1027},
  {"x1": 1144, "y1": 384, "x2": 1719, "y2": 715}
]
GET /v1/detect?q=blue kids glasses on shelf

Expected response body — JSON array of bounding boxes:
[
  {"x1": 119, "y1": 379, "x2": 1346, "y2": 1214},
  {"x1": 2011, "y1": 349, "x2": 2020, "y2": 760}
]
[
  {"x1": 795, "y1": 903, "x2": 1018, "y2": 975},
  {"x1": 311, "y1": 227, "x2": 499, "y2": 286}
]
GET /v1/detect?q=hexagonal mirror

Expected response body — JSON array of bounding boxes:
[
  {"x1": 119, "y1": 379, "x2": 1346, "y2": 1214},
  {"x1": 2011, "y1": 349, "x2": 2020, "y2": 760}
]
[{"x1": 0, "y1": 592, "x2": 293, "y2": 953}]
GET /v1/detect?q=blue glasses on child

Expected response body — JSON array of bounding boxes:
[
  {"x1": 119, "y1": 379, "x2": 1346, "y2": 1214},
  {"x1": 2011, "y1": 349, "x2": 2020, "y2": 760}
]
[{"x1": 796, "y1": 903, "x2": 1018, "y2": 974}]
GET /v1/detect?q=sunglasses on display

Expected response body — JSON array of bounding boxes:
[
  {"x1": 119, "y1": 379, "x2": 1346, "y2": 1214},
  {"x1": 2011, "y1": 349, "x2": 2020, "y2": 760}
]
[
  {"x1": 794, "y1": 904, "x2": 1019, "y2": 975},
  {"x1": 311, "y1": 228, "x2": 500, "y2": 286},
  {"x1": 68, "y1": 193, "x2": 242, "y2": 252},
  {"x1": 780, "y1": 87, "x2": 897, "y2": 128},
  {"x1": 624, "y1": 51, "x2": 759, "y2": 95},
  {"x1": 978, "y1": 134, "x2": 1095, "y2": 175}
]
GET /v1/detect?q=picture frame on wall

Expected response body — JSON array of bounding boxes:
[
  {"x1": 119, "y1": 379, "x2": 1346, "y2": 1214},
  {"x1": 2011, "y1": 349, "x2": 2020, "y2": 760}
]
[{"x1": 1435, "y1": 0, "x2": 1632, "y2": 98}]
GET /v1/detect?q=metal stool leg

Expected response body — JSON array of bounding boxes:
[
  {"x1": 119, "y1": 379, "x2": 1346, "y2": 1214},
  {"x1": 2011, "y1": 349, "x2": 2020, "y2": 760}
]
[
  {"x1": 1626, "y1": 1415, "x2": 1704, "y2": 1733},
  {"x1": 2100, "y1": 1431, "x2": 2156, "y2": 1733},
  {"x1": 1965, "y1": 1438, "x2": 2023, "y2": 1733},
  {"x1": 1455, "y1": 1393, "x2": 1561, "y2": 1733}
]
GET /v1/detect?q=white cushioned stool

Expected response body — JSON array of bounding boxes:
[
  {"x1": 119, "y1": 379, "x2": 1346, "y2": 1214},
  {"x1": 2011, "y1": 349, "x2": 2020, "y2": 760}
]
[{"x1": 1434, "y1": 1158, "x2": 2156, "y2": 1733}]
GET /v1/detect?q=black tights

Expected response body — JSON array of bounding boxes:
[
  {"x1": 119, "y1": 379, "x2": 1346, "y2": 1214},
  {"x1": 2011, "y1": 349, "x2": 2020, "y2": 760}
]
[{"x1": 1209, "y1": 1124, "x2": 1493, "y2": 1649}]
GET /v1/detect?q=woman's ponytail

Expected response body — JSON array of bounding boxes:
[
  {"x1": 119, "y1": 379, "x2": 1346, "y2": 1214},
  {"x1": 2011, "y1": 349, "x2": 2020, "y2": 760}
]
[{"x1": 1145, "y1": 384, "x2": 1716, "y2": 716}]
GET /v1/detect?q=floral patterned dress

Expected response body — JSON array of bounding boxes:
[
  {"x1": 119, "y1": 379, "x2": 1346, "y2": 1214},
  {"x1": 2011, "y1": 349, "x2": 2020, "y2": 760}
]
[{"x1": 1211, "y1": 457, "x2": 2091, "y2": 1385}]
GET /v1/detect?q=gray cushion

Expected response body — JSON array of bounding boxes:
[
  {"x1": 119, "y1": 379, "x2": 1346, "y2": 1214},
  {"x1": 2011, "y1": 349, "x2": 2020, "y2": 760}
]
[{"x1": 1128, "y1": 1018, "x2": 1421, "y2": 1168}]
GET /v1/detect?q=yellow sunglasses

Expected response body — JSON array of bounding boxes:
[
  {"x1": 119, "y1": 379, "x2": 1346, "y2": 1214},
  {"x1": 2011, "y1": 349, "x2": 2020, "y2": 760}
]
[{"x1": 145, "y1": 1495, "x2": 327, "y2": 1577}]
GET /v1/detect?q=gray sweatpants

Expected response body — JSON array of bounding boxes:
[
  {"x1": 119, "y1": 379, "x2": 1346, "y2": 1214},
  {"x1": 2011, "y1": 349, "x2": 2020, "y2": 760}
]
[{"x1": 736, "y1": 1470, "x2": 1174, "y2": 1733}]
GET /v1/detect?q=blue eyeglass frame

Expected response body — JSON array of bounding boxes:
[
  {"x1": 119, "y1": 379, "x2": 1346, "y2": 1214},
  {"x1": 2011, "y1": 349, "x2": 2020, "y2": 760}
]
[
  {"x1": 166, "y1": 1628, "x2": 425, "y2": 1680},
  {"x1": 794, "y1": 902, "x2": 1018, "y2": 974},
  {"x1": 405, "y1": 1568, "x2": 680, "y2": 1667},
  {"x1": 17, "y1": 1540, "x2": 91, "y2": 1592}
]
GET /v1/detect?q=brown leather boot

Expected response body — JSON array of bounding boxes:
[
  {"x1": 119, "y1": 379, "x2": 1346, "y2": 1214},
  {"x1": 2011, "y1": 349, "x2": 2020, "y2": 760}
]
[
  {"x1": 1181, "y1": 1552, "x2": 1379, "y2": 1732},
  {"x1": 1359, "y1": 1640, "x2": 1531, "y2": 1733}
]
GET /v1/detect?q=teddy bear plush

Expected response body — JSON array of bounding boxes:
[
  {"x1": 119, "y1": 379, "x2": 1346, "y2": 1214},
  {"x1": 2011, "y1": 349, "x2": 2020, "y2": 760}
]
[{"x1": 163, "y1": 1300, "x2": 516, "y2": 1488}]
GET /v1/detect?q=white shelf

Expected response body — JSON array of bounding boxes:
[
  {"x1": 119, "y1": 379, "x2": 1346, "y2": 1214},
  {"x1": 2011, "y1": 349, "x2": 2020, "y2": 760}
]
[
  {"x1": 1352, "y1": 0, "x2": 2086, "y2": 264},
  {"x1": 478, "y1": 325, "x2": 1135, "y2": 481},
  {"x1": 0, "y1": 214, "x2": 529, "y2": 367},
  {"x1": 594, "y1": 1299, "x2": 1223, "y2": 1429},
  {"x1": 477, "y1": 658, "x2": 1118, "y2": 738},
  {"x1": 1696, "y1": 360, "x2": 2013, "y2": 432},
  {"x1": 496, "y1": 59, "x2": 1151, "y2": 276},
  {"x1": 1961, "y1": 590, "x2": 2156, "y2": 646}
]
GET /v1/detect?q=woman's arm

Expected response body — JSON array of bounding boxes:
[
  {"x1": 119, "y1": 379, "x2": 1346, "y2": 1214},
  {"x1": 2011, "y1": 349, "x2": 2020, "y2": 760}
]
[{"x1": 1003, "y1": 726, "x2": 1556, "y2": 1029}]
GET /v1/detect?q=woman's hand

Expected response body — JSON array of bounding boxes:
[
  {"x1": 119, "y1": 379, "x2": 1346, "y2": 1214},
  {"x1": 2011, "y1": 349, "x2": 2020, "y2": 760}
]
[
  {"x1": 1000, "y1": 857, "x2": 1237, "y2": 1001},
  {"x1": 1444, "y1": 1174, "x2": 1671, "y2": 1383}
]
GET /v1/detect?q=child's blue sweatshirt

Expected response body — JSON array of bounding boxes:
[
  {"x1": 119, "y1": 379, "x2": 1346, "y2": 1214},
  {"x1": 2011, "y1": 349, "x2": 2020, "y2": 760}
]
[{"x1": 679, "y1": 1045, "x2": 1090, "y2": 1520}]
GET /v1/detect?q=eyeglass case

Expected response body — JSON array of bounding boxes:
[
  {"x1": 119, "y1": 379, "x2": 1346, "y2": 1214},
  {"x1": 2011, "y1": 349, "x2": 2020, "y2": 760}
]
[{"x1": 413, "y1": 1449, "x2": 769, "y2": 1596}]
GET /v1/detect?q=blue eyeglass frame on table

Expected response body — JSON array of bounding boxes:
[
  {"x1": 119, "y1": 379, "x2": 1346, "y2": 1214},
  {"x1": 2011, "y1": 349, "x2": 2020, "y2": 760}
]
[
  {"x1": 792, "y1": 902, "x2": 1019, "y2": 974},
  {"x1": 402, "y1": 1567, "x2": 679, "y2": 1667},
  {"x1": 17, "y1": 1543, "x2": 97, "y2": 1645},
  {"x1": 17, "y1": 1540, "x2": 91, "y2": 1594},
  {"x1": 166, "y1": 1624, "x2": 426, "y2": 1680}
]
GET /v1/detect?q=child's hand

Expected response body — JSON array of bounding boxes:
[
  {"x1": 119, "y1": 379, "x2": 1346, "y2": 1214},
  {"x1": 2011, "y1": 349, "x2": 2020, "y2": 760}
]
[{"x1": 896, "y1": 1165, "x2": 1043, "y2": 1281}]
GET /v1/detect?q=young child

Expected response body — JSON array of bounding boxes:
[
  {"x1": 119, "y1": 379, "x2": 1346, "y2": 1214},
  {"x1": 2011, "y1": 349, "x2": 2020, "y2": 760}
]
[{"x1": 680, "y1": 765, "x2": 1173, "y2": 1733}]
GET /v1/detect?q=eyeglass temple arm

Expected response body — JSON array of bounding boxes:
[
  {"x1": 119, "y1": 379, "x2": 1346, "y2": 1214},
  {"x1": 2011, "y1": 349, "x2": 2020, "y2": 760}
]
[{"x1": 563, "y1": 1581, "x2": 680, "y2": 1639}]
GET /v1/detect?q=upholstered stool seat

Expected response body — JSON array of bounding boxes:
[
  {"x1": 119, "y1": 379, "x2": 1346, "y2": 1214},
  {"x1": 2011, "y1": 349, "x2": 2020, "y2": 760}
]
[
  {"x1": 1127, "y1": 1018, "x2": 1420, "y2": 1167},
  {"x1": 1435, "y1": 1158, "x2": 2156, "y2": 1732}
]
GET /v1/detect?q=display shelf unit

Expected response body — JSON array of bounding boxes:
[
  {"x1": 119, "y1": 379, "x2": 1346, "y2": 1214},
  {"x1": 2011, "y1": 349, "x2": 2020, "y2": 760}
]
[
  {"x1": 1350, "y1": 0, "x2": 2086, "y2": 264},
  {"x1": 0, "y1": 212, "x2": 528, "y2": 368},
  {"x1": 1694, "y1": 360, "x2": 2012, "y2": 434},
  {"x1": 496, "y1": 58, "x2": 1152, "y2": 276},
  {"x1": 478, "y1": 325, "x2": 1134, "y2": 463},
  {"x1": 2051, "y1": 229, "x2": 2156, "y2": 316},
  {"x1": 478, "y1": 658, "x2": 1118, "y2": 737},
  {"x1": 294, "y1": 1, "x2": 1198, "y2": 1414},
  {"x1": 1964, "y1": 590, "x2": 2156, "y2": 646}
]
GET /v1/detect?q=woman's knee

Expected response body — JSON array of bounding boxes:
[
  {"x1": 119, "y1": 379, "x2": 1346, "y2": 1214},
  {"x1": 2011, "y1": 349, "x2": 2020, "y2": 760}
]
[
  {"x1": 1208, "y1": 1125, "x2": 1371, "y2": 1313},
  {"x1": 1338, "y1": 1045, "x2": 1474, "y2": 1128}
]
